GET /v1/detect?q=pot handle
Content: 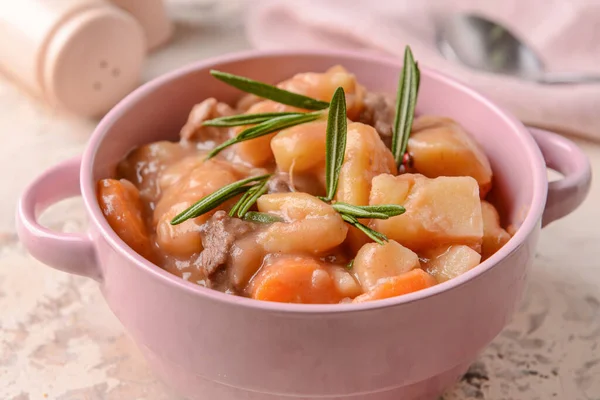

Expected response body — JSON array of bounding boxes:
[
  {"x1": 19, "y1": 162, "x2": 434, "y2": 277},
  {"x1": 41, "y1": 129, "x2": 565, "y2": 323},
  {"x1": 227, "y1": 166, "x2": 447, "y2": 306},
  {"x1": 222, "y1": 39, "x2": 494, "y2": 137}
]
[
  {"x1": 16, "y1": 156, "x2": 101, "y2": 281},
  {"x1": 528, "y1": 128, "x2": 592, "y2": 227}
]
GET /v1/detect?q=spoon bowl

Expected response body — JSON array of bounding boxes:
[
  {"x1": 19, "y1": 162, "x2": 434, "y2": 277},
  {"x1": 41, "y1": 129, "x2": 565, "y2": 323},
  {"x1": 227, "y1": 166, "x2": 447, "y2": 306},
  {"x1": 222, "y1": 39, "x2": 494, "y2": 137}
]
[{"x1": 437, "y1": 13, "x2": 600, "y2": 84}]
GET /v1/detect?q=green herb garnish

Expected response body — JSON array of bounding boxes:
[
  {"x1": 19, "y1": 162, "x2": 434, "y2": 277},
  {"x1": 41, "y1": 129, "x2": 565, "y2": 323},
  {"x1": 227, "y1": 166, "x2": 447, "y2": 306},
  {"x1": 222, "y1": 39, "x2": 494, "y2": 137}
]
[
  {"x1": 346, "y1": 259, "x2": 354, "y2": 270},
  {"x1": 207, "y1": 111, "x2": 323, "y2": 159},
  {"x1": 243, "y1": 212, "x2": 283, "y2": 224},
  {"x1": 332, "y1": 203, "x2": 405, "y2": 220},
  {"x1": 229, "y1": 179, "x2": 269, "y2": 218},
  {"x1": 203, "y1": 112, "x2": 305, "y2": 127},
  {"x1": 211, "y1": 70, "x2": 330, "y2": 110},
  {"x1": 340, "y1": 214, "x2": 388, "y2": 245},
  {"x1": 315, "y1": 87, "x2": 398, "y2": 245},
  {"x1": 170, "y1": 174, "x2": 271, "y2": 225},
  {"x1": 391, "y1": 46, "x2": 420, "y2": 167},
  {"x1": 323, "y1": 87, "x2": 348, "y2": 202}
]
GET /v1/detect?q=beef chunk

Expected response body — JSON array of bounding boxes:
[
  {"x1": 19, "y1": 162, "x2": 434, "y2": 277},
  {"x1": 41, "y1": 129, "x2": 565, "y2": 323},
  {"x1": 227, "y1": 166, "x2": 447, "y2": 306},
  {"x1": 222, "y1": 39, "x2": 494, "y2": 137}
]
[
  {"x1": 180, "y1": 98, "x2": 235, "y2": 142},
  {"x1": 196, "y1": 211, "x2": 255, "y2": 277},
  {"x1": 358, "y1": 92, "x2": 396, "y2": 148}
]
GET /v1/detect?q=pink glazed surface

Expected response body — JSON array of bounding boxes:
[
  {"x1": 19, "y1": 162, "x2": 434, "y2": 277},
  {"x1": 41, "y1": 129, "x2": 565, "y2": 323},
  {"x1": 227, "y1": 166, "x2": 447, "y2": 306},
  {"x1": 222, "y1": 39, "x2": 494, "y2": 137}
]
[{"x1": 16, "y1": 50, "x2": 591, "y2": 400}]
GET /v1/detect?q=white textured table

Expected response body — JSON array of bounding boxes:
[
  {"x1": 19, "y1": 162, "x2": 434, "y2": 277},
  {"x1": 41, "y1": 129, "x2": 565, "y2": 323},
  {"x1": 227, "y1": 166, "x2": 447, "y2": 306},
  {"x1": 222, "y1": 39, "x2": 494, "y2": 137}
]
[{"x1": 1, "y1": 13, "x2": 599, "y2": 400}]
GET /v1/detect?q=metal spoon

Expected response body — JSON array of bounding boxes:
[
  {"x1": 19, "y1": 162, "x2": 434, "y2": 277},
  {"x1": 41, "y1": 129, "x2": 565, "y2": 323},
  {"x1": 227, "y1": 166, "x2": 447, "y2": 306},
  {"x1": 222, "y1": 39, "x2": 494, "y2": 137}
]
[{"x1": 436, "y1": 13, "x2": 600, "y2": 84}]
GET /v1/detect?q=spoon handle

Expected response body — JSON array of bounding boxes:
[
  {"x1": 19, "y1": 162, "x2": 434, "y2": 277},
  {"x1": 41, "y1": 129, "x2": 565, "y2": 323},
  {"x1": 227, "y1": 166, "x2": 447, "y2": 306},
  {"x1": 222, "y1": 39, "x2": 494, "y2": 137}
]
[{"x1": 536, "y1": 72, "x2": 600, "y2": 85}]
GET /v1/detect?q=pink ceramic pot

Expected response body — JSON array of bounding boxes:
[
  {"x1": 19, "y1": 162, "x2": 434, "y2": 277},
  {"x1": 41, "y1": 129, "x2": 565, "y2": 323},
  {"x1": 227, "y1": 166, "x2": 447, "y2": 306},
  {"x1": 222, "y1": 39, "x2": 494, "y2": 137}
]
[{"x1": 16, "y1": 50, "x2": 591, "y2": 400}]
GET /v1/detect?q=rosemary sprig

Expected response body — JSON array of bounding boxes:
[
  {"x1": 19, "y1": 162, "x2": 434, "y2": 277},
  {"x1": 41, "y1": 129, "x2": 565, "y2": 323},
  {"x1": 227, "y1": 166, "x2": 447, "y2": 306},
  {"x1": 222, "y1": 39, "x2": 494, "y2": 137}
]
[
  {"x1": 315, "y1": 87, "x2": 398, "y2": 246},
  {"x1": 229, "y1": 179, "x2": 269, "y2": 218},
  {"x1": 207, "y1": 111, "x2": 323, "y2": 159},
  {"x1": 211, "y1": 70, "x2": 330, "y2": 110},
  {"x1": 391, "y1": 46, "x2": 420, "y2": 167},
  {"x1": 323, "y1": 87, "x2": 348, "y2": 202},
  {"x1": 332, "y1": 203, "x2": 405, "y2": 220},
  {"x1": 340, "y1": 214, "x2": 388, "y2": 245},
  {"x1": 243, "y1": 212, "x2": 283, "y2": 224},
  {"x1": 170, "y1": 174, "x2": 271, "y2": 225},
  {"x1": 203, "y1": 112, "x2": 305, "y2": 127}
]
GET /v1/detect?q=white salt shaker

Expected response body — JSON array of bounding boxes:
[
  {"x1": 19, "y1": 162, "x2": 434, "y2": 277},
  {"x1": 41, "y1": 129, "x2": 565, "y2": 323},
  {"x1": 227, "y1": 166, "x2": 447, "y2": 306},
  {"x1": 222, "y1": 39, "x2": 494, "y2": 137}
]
[{"x1": 0, "y1": 0, "x2": 170, "y2": 117}]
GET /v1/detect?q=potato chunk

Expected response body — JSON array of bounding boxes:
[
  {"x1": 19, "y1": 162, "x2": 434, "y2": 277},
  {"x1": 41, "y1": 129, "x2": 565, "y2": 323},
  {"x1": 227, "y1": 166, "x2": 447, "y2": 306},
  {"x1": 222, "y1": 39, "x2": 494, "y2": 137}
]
[
  {"x1": 481, "y1": 201, "x2": 511, "y2": 260},
  {"x1": 248, "y1": 256, "x2": 345, "y2": 304},
  {"x1": 234, "y1": 101, "x2": 297, "y2": 167},
  {"x1": 408, "y1": 116, "x2": 493, "y2": 198},
  {"x1": 277, "y1": 65, "x2": 365, "y2": 119},
  {"x1": 353, "y1": 269, "x2": 437, "y2": 303},
  {"x1": 229, "y1": 235, "x2": 266, "y2": 290},
  {"x1": 117, "y1": 141, "x2": 192, "y2": 203},
  {"x1": 271, "y1": 120, "x2": 327, "y2": 173},
  {"x1": 256, "y1": 192, "x2": 348, "y2": 254},
  {"x1": 154, "y1": 160, "x2": 240, "y2": 257},
  {"x1": 353, "y1": 240, "x2": 420, "y2": 291},
  {"x1": 329, "y1": 266, "x2": 363, "y2": 299},
  {"x1": 370, "y1": 174, "x2": 483, "y2": 252},
  {"x1": 336, "y1": 122, "x2": 397, "y2": 206},
  {"x1": 421, "y1": 245, "x2": 481, "y2": 283}
]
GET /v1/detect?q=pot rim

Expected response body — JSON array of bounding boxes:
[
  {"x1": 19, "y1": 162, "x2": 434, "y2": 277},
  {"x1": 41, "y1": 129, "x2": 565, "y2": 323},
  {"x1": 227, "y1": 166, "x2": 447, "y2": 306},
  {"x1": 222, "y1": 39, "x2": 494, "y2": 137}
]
[{"x1": 81, "y1": 48, "x2": 548, "y2": 314}]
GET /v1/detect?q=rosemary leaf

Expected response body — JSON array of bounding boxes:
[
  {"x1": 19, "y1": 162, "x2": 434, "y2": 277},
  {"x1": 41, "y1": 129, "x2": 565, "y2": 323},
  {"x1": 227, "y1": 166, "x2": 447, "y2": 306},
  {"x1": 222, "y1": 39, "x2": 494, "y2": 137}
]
[
  {"x1": 415, "y1": 61, "x2": 421, "y2": 91},
  {"x1": 207, "y1": 112, "x2": 322, "y2": 159},
  {"x1": 244, "y1": 212, "x2": 283, "y2": 224},
  {"x1": 323, "y1": 87, "x2": 348, "y2": 202},
  {"x1": 203, "y1": 112, "x2": 304, "y2": 127},
  {"x1": 211, "y1": 70, "x2": 330, "y2": 110},
  {"x1": 332, "y1": 202, "x2": 405, "y2": 219},
  {"x1": 391, "y1": 46, "x2": 420, "y2": 167},
  {"x1": 236, "y1": 179, "x2": 269, "y2": 217},
  {"x1": 340, "y1": 214, "x2": 388, "y2": 245},
  {"x1": 228, "y1": 189, "x2": 254, "y2": 217},
  {"x1": 346, "y1": 259, "x2": 354, "y2": 270},
  {"x1": 170, "y1": 174, "x2": 271, "y2": 225},
  {"x1": 360, "y1": 204, "x2": 406, "y2": 216}
]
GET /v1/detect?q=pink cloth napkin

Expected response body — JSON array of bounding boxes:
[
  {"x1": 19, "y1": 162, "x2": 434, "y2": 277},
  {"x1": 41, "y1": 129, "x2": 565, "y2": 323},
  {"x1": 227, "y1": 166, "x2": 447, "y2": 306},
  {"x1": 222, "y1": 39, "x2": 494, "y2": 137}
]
[{"x1": 245, "y1": 0, "x2": 600, "y2": 141}]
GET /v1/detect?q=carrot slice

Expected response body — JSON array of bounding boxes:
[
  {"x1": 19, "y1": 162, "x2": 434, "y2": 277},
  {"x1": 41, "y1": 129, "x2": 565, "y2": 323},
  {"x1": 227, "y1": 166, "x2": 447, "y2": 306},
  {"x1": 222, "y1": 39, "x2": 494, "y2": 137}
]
[
  {"x1": 97, "y1": 179, "x2": 155, "y2": 262},
  {"x1": 353, "y1": 269, "x2": 437, "y2": 303},
  {"x1": 248, "y1": 256, "x2": 343, "y2": 304}
]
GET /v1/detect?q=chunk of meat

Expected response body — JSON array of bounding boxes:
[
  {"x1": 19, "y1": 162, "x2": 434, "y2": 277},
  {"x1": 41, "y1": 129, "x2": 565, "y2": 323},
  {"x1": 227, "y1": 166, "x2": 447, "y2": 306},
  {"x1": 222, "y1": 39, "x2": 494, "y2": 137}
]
[
  {"x1": 421, "y1": 245, "x2": 481, "y2": 283},
  {"x1": 353, "y1": 240, "x2": 421, "y2": 291},
  {"x1": 357, "y1": 92, "x2": 396, "y2": 147},
  {"x1": 248, "y1": 256, "x2": 345, "y2": 304},
  {"x1": 256, "y1": 192, "x2": 348, "y2": 254},
  {"x1": 370, "y1": 174, "x2": 484, "y2": 252},
  {"x1": 196, "y1": 211, "x2": 256, "y2": 277},
  {"x1": 180, "y1": 98, "x2": 235, "y2": 143},
  {"x1": 97, "y1": 179, "x2": 155, "y2": 262},
  {"x1": 117, "y1": 141, "x2": 193, "y2": 203},
  {"x1": 481, "y1": 201, "x2": 511, "y2": 260},
  {"x1": 353, "y1": 269, "x2": 437, "y2": 303},
  {"x1": 277, "y1": 65, "x2": 365, "y2": 119},
  {"x1": 408, "y1": 116, "x2": 493, "y2": 198}
]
